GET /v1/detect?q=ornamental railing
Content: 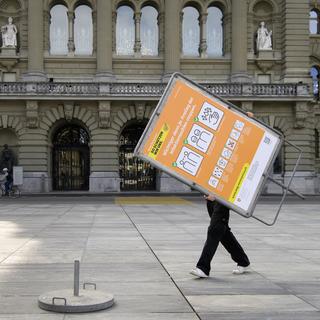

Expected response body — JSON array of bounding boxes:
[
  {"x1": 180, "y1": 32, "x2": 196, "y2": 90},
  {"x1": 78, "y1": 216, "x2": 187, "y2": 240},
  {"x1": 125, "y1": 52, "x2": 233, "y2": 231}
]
[
  {"x1": 36, "y1": 83, "x2": 99, "y2": 95},
  {"x1": 110, "y1": 83, "x2": 167, "y2": 96},
  {"x1": 0, "y1": 82, "x2": 27, "y2": 94},
  {"x1": 0, "y1": 82, "x2": 310, "y2": 98}
]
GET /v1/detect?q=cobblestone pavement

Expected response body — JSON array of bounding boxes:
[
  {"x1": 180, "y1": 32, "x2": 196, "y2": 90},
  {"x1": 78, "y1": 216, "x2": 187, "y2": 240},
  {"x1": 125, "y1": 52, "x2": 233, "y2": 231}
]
[{"x1": 0, "y1": 196, "x2": 319, "y2": 319}]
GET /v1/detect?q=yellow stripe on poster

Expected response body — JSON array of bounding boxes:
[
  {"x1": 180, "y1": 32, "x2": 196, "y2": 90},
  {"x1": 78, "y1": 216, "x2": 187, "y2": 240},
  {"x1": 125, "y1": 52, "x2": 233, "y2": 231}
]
[
  {"x1": 148, "y1": 123, "x2": 170, "y2": 159},
  {"x1": 229, "y1": 163, "x2": 249, "y2": 203}
]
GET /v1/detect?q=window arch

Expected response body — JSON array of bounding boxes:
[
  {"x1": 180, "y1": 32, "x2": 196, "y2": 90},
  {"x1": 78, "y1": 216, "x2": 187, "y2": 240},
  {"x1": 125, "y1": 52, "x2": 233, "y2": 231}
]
[
  {"x1": 116, "y1": 5, "x2": 135, "y2": 55},
  {"x1": 207, "y1": 6, "x2": 223, "y2": 56},
  {"x1": 310, "y1": 66, "x2": 320, "y2": 98},
  {"x1": 50, "y1": 4, "x2": 68, "y2": 55},
  {"x1": 74, "y1": 4, "x2": 93, "y2": 55},
  {"x1": 310, "y1": 9, "x2": 320, "y2": 34},
  {"x1": 182, "y1": 6, "x2": 200, "y2": 56},
  {"x1": 141, "y1": 5, "x2": 158, "y2": 55}
]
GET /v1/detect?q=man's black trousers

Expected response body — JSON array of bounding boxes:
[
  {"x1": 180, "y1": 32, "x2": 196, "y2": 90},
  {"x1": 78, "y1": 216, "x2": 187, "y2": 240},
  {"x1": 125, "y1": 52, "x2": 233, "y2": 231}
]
[{"x1": 196, "y1": 200, "x2": 250, "y2": 276}]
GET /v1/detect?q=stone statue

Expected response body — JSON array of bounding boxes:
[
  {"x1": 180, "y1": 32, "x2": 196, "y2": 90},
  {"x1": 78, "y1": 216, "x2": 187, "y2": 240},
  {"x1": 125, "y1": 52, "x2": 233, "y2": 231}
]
[
  {"x1": 1, "y1": 17, "x2": 18, "y2": 48},
  {"x1": 256, "y1": 21, "x2": 272, "y2": 51},
  {"x1": 0, "y1": 144, "x2": 14, "y2": 172}
]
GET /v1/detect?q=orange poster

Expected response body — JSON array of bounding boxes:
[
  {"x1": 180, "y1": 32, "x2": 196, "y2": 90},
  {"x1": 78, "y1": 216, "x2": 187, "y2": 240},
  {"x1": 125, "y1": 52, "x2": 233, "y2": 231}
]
[{"x1": 135, "y1": 74, "x2": 282, "y2": 216}]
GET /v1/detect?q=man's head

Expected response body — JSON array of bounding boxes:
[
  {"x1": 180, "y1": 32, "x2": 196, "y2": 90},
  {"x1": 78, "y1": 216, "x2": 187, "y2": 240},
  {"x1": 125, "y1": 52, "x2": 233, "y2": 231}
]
[
  {"x1": 3, "y1": 168, "x2": 8, "y2": 172},
  {"x1": 3, "y1": 144, "x2": 8, "y2": 149}
]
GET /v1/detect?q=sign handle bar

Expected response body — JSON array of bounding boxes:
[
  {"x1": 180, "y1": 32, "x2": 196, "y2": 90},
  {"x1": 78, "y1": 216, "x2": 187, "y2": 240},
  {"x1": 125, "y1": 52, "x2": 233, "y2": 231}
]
[{"x1": 251, "y1": 140, "x2": 304, "y2": 226}]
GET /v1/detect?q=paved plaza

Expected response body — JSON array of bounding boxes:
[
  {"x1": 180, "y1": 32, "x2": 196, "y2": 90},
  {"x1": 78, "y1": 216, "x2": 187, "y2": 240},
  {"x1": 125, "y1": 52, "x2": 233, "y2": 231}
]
[{"x1": 0, "y1": 195, "x2": 319, "y2": 319}]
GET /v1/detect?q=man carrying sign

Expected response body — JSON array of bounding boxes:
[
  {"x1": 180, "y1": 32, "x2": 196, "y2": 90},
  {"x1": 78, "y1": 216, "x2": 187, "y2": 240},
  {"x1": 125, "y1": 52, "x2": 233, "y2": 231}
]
[{"x1": 190, "y1": 112, "x2": 254, "y2": 278}]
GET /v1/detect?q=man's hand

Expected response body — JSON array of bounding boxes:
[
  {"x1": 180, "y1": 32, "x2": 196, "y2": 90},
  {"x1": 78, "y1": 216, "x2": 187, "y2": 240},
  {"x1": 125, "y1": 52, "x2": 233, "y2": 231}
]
[
  {"x1": 204, "y1": 194, "x2": 215, "y2": 201},
  {"x1": 246, "y1": 111, "x2": 254, "y2": 118}
]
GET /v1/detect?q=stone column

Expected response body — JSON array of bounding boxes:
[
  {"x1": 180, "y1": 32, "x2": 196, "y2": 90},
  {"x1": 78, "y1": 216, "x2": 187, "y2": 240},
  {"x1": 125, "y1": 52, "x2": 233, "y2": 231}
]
[
  {"x1": 158, "y1": 11, "x2": 165, "y2": 55},
  {"x1": 163, "y1": 0, "x2": 180, "y2": 81},
  {"x1": 231, "y1": 0, "x2": 250, "y2": 83},
  {"x1": 134, "y1": 12, "x2": 142, "y2": 56},
  {"x1": 24, "y1": 0, "x2": 47, "y2": 81},
  {"x1": 95, "y1": 0, "x2": 114, "y2": 81},
  {"x1": 67, "y1": 11, "x2": 75, "y2": 54},
  {"x1": 199, "y1": 13, "x2": 208, "y2": 58}
]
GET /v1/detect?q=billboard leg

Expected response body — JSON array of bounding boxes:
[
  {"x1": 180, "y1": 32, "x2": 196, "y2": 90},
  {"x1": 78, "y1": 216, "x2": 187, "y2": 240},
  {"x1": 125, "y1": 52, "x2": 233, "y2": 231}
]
[{"x1": 252, "y1": 140, "x2": 304, "y2": 226}]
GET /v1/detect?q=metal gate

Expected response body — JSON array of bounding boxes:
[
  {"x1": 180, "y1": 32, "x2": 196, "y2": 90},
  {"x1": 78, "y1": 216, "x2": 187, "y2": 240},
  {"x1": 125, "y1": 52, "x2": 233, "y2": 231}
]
[
  {"x1": 119, "y1": 124, "x2": 156, "y2": 191},
  {"x1": 52, "y1": 125, "x2": 90, "y2": 191}
]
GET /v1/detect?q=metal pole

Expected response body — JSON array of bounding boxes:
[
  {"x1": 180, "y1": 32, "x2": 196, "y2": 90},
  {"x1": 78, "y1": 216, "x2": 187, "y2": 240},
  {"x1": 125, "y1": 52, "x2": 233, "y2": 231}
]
[
  {"x1": 266, "y1": 176, "x2": 305, "y2": 200},
  {"x1": 74, "y1": 260, "x2": 80, "y2": 297}
]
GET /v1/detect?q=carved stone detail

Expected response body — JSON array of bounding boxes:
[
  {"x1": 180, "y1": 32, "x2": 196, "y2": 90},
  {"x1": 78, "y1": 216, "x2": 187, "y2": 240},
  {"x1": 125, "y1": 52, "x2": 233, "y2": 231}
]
[
  {"x1": 98, "y1": 101, "x2": 111, "y2": 128},
  {"x1": 255, "y1": 50, "x2": 275, "y2": 73},
  {"x1": 26, "y1": 100, "x2": 39, "y2": 128},
  {"x1": 64, "y1": 103, "x2": 74, "y2": 121},
  {"x1": 294, "y1": 102, "x2": 309, "y2": 129},
  {"x1": 135, "y1": 103, "x2": 145, "y2": 121}
]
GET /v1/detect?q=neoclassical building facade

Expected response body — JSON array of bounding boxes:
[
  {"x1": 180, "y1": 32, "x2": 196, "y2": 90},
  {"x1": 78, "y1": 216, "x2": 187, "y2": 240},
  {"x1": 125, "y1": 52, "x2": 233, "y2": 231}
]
[{"x1": 0, "y1": 0, "x2": 319, "y2": 194}]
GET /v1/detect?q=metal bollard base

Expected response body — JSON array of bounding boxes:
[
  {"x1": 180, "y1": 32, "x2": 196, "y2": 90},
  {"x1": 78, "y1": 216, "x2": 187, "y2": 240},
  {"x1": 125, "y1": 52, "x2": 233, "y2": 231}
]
[{"x1": 38, "y1": 289, "x2": 114, "y2": 313}]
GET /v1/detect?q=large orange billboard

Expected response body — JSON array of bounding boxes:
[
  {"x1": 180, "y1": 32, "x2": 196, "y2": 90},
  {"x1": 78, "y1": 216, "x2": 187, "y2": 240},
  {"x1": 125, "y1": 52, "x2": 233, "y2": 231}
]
[{"x1": 134, "y1": 74, "x2": 282, "y2": 216}]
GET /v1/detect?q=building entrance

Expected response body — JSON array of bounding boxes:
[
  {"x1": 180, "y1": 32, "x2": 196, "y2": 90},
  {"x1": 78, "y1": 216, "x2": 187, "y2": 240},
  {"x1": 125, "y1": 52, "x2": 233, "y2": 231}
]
[
  {"x1": 119, "y1": 123, "x2": 156, "y2": 191},
  {"x1": 52, "y1": 124, "x2": 90, "y2": 191}
]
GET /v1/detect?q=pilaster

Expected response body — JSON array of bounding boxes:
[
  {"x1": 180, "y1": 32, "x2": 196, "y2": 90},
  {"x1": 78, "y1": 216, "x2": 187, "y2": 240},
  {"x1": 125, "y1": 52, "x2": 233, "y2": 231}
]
[
  {"x1": 163, "y1": 0, "x2": 180, "y2": 81},
  {"x1": 95, "y1": 0, "x2": 114, "y2": 82},
  {"x1": 23, "y1": 0, "x2": 47, "y2": 81},
  {"x1": 231, "y1": 0, "x2": 250, "y2": 83}
]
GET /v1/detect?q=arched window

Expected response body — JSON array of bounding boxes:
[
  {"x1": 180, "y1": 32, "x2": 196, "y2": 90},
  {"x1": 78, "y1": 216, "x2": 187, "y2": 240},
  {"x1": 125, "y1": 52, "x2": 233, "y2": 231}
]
[
  {"x1": 74, "y1": 5, "x2": 93, "y2": 55},
  {"x1": 141, "y1": 6, "x2": 158, "y2": 56},
  {"x1": 116, "y1": 5, "x2": 135, "y2": 55},
  {"x1": 310, "y1": 9, "x2": 319, "y2": 34},
  {"x1": 310, "y1": 66, "x2": 319, "y2": 98},
  {"x1": 50, "y1": 4, "x2": 68, "y2": 55},
  {"x1": 182, "y1": 6, "x2": 200, "y2": 56},
  {"x1": 315, "y1": 129, "x2": 320, "y2": 159},
  {"x1": 207, "y1": 6, "x2": 223, "y2": 56}
]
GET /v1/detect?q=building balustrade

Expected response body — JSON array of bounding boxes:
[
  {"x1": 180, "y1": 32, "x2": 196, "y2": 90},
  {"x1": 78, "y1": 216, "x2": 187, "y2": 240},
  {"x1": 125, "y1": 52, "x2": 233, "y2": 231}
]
[{"x1": 0, "y1": 81, "x2": 310, "y2": 99}]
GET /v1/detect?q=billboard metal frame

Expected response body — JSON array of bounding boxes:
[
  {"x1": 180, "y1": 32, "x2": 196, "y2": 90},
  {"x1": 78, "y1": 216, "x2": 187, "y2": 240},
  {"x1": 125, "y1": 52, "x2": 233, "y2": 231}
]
[{"x1": 134, "y1": 73, "x2": 304, "y2": 226}]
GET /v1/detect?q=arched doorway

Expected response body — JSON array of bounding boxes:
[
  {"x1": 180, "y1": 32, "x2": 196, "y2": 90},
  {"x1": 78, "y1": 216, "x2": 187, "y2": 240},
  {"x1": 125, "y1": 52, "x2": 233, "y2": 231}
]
[
  {"x1": 52, "y1": 124, "x2": 90, "y2": 191},
  {"x1": 119, "y1": 123, "x2": 156, "y2": 191}
]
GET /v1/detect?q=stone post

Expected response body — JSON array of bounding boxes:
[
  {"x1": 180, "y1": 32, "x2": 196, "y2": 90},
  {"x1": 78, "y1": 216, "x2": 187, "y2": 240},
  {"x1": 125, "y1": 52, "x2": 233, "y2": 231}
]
[
  {"x1": 134, "y1": 12, "x2": 141, "y2": 56},
  {"x1": 95, "y1": 0, "x2": 114, "y2": 81},
  {"x1": 23, "y1": 0, "x2": 47, "y2": 81},
  {"x1": 163, "y1": 0, "x2": 180, "y2": 81},
  {"x1": 199, "y1": 13, "x2": 208, "y2": 58},
  {"x1": 67, "y1": 11, "x2": 75, "y2": 54},
  {"x1": 231, "y1": 0, "x2": 250, "y2": 83}
]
